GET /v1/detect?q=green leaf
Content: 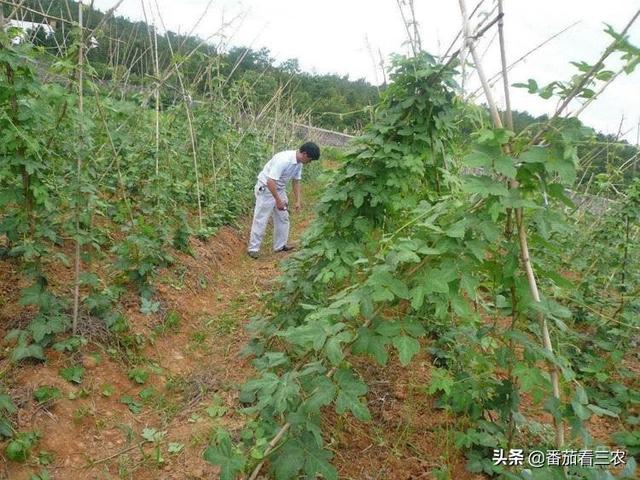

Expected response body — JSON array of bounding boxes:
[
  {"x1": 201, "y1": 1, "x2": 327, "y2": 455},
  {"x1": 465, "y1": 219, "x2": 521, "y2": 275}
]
[
  {"x1": 428, "y1": 369, "x2": 454, "y2": 396},
  {"x1": 168, "y1": 442, "x2": 184, "y2": 454},
  {"x1": 139, "y1": 387, "x2": 156, "y2": 401},
  {"x1": 101, "y1": 384, "x2": 116, "y2": 397},
  {"x1": 513, "y1": 78, "x2": 538, "y2": 93},
  {"x1": 324, "y1": 331, "x2": 353, "y2": 365},
  {"x1": 424, "y1": 273, "x2": 450, "y2": 294},
  {"x1": 513, "y1": 363, "x2": 549, "y2": 396},
  {"x1": 409, "y1": 285, "x2": 426, "y2": 310},
  {"x1": 368, "y1": 270, "x2": 410, "y2": 300},
  {"x1": 351, "y1": 327, "x2": 389, "y2": 365},
  {"x1": 59, "y1": 366, "x2": 84, "y2": 384},
  {"x1": 78, "y1": 272, "x2": 100, "y2": 288},
  {"x1": 30, "y1": 316, "x2": 67, "y2": 343},
  {"x1": 302, "y1": 443, "x2": 337, "y2": 480},
  {"x1": 4, "y1": 431, "x2": 39, "y2": 463},
  {"x1": 0, "y1": 394, "x2": 17, "y2": 414},
  {"x1": 281, "y1": 321, "x2": 328, "y2": 351},
  {"x1": 375, "y1": 320, "x2": 402, "y2": 337},
  {"x1": 52, "y1": 336, "x2": 86, "y2": 352},
  {"x1": 120, "y1": 395, "x2": 143, "y2": 414},
  {"x1": 206, "y1": 403, "x2": 228, "y2": 418},
  {"x1": 304, "y1": 376, "x2": 336, "y2": 412},
  {"x1": 494, "y1": 155, "x2": 517, "y2": 179},
  {"x1": 519, "y1": 147, "x2": 548, "y2": 164},
  {"x1": 575, "y1": 384, "x2": 588, "y2": 404},
  {"x1": 19, "y1": 283, "x2": 50, "y2": 309},
  {"x1": 127, "y1": 368, "x2": 149, "y2": 385},
  {"x1": 203, "y1": 430, "x2": 246, "y2": 480},
  {"x1": 402, "y1": 318, "x2": 426, "y2": 338},
  {"x1": 587, "y1": 404, "x2": 618, "y2": 418},
  {"x1": 461, "y1": 176, "x2": 509, "y2": 197},
  {"x1": 465, "y1": 239, "x2": 487, "y2": 261},
  {"x1": 463, "y1": 150, "x2": 492, "y2": 168},
  {"x1": 271, "y1": 436, "x2": 337, "y2": 480},
  {"x1": 141, "y1": 427, "x2": 165, "y2": 442},
  {"x1": 545, "y1": 156, "x2": 576, "y2": 184},
  {"x1": 0, "y1": 418, "x2": 12, "y2": 438},
  {"x1": 239, "y1": 372, "x2": 280, "y2": 404},
  {"x1": 393, "y1": 336, "x2": 420, "y2": 366},
  {"x1": 334, "y1": 369, "x2": 371, "y2": 422},
  {"x1": 6, "y1": 439, "x2": 29, "y2": 462},
  {"x1": 445, "y1": 220, "x2": 467, "y2": 238},
  {"x1": 33, "y1": 387, "x2": 61, "y2": 404},
  {"x1": 271, "y1": 372, "x2": 300, "y2": 414},
  {"x1": 571, "y1": 399, "x2": 591, "y2": 420},
  {"x1": 272, "y1": 439, "x2": 304, "y2": 479}
]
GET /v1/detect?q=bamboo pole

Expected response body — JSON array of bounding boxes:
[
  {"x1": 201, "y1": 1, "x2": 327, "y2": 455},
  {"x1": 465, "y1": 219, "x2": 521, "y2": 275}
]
[
  {"x1": 497, "y1": 0, "x2": 513, "y2": 132},
  {"x1": 72, "y1": 0, "x2": 84, "y2": 335},
  {"x1": 153, "y1": 17, "x2": 160, "y2": 176},
  {"x1": 140, "y1": 0, "x2": 160, "y2": 176},
  {"x1": 635, "y1": 117, "x2": 639, "y2": 176},
  {"x1": 459, "y1": 0, "x2": 565, "y2": 448}
]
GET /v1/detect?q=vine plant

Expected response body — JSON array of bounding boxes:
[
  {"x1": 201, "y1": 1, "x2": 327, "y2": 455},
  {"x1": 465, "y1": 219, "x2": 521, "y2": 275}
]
[
  {"x1": 0, "y1": 22, "x2": 278, "y2": 362},
  {"x1": 204, "y1": 21, "x2": 640, "y2": 480},
  {"x1": 0, "y1": 27, "x2": 76, "y2": 360}
]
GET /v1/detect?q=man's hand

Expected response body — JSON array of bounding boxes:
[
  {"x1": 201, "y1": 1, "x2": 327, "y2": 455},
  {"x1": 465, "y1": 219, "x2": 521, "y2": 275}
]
[
  {"x1": 293, "y1": 180, "x2": 302, "y2": 213},
  {"x1": 276, "y1": 198, "x2": 288, "y2": 211}
]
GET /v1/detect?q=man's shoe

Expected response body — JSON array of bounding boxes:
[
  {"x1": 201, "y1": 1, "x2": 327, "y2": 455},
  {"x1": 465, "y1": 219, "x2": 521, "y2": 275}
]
[
  {"x1": 276, "y1": 245, "x2": 294, "y2": 252},
  {"x1": 247, "y1": 251, "x2": 259, "y2": 259}
]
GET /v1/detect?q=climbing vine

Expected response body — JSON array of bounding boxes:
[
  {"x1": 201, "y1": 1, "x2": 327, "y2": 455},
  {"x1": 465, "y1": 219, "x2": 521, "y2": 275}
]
[{"x1": 205, "y1": 30, "x2": 639, "y2": 479}]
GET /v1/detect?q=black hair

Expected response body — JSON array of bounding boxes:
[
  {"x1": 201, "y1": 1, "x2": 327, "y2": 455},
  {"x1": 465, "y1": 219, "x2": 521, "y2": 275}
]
[{"x1": 299, "y1": 142, "x2": 321, "y2": 160}]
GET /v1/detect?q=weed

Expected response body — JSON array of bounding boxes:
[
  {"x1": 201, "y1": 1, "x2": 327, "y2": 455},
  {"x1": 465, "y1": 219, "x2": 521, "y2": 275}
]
[
  {"x1": 33, "y1": 386, "x2": 61, "y2": 404},
  {"x1": 153, "y1": 311, "x2": 181, "y2": 336},
  {"x1": 59, "y1": 366, "x2": 84, "y2": 384},
  {"x1": 5, "y1": 431, "x2": 40, "y2": 462},
  {"x1": 100, "y1": 384, "x2": 116, "y2": 397},
  {"x1": 120, "y1": 396, "x2": 143, "y2": 414},
  {"x1": 73, "y1": 406, "x2": 91, "y2": 425},
  {"x1": 190, "y1": 331, "x2": 207, "y2": 344},
  {"x1": 127, "y1": 367, "x2": 149, "y2": 385}
]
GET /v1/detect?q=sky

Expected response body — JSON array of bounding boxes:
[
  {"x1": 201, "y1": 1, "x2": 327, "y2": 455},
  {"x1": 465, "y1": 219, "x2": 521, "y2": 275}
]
[{"x1": 90, "y1": 0, "x2": 640, "y2": 143}]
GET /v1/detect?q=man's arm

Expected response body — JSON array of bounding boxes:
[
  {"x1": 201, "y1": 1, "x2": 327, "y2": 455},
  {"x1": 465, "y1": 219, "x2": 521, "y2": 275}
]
[
  {"x1": 292, "y1": 179, "x2": 301, "y2": 211},
  {"x1": 266, "y1": 178, "x2": 287, "y2": 210}
]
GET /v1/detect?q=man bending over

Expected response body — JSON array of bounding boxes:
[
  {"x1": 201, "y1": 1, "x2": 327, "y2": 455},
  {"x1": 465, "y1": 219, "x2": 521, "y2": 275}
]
[{"x1": 247, "y1": 142, "x2": 321, "y2": 259}]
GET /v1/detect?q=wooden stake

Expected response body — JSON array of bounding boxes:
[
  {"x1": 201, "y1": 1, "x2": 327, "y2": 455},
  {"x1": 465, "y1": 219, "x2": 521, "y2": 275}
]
[
  {"x1": 72, "y1": 0, "x2": 84, "y2": 335},
  {"x1": 497, "y1": 0, "x2": 513, "y2": 132}
]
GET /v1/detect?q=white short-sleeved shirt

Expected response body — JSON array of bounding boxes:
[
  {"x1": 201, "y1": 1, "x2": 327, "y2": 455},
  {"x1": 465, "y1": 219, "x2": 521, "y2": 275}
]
[{"x1": 257, "y1": 150, "x2": 302, "y2": 190}]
